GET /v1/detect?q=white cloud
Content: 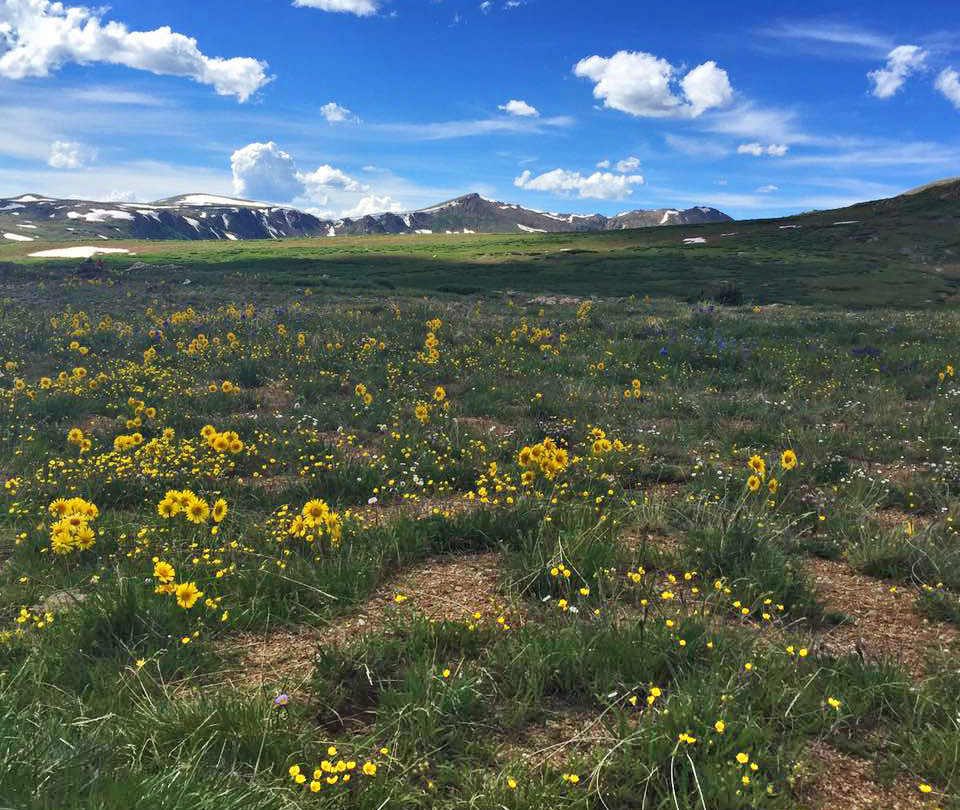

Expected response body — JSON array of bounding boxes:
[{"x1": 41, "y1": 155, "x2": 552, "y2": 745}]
[
  {"x1": 48, "y1": 139, "x2": 96, "y2": 169},
  {"x1": 320, "y1": 102, "x2": 356, "y2": 123},
  {"x1": 755, "y1": 184, "x2": 779, "y2": 193},
  {"x1": 480, "y1": 1, "x2": 492, "y2": 12},
  {"x1": 0, "y1": 0, "x2": 271, "y2": 101},
  {"x1": 231, "y1": 141, "x2": 370, "y2": 206},
  {"x1": 104, "y1": 189, "x2": 134, "y2": 202},
  {"x1": 341, "y1": 194, "x2": 403, "y2": 217},
  {"x1": 231, "y1": 142, "x2": 302, "y2": 201},
  {"x1": 705, "y1": 102, "x2": 809, "y2": 144},
  {"x1": 615, "y1": 156, "x2": 641, "y2": 173},
  {"x1": 292, "y1": 0, "x2": 381, "y2": 15},
  {"x1": 759, "y1": 22, "x2": 892, "y2": 55},
  {"x1": 372, "y1": 115, "x2": 572, "y2": 140},
  {"x1": 595, "y1": 159, "x2": 610, "y2": 169},
  {"x1": 868, "y1": 45, "x2": 927, "y2": 99},
  {"x1": 573, "y1": 50, "x2": 732, "y2": 119},
  {"x1": 737, "y1": 142, "x2": 789, "y2": 157},
  {"x1": 664, "y1": 134, "x2": 731, "y2": 158},
  {"x1": 514, "y1": 168, "x2": 645, "y2": 200},
  {"x1": 299, "y1": 165, "x2": 368, "y2": 193},
  {"x1": 498, "y1": 99, "x2": 539, "y2": 117},
  {"x1": 936, "y1": 68, "x2": 960, "y2": 109}
]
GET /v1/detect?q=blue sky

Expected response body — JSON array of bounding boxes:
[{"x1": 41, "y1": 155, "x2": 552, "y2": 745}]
[{"x1": 0, "y1": 0, "x2": 958, "y2": 219}]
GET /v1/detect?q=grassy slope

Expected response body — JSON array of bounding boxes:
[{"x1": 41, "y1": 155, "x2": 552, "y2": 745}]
[{"x1": 1, "y1": 182, "x2": 959, "y2": 308}]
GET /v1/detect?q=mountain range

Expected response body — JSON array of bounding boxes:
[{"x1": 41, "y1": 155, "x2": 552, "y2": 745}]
[{"x1": 0, "y1": 192, "x2": 731, "y2": 243}]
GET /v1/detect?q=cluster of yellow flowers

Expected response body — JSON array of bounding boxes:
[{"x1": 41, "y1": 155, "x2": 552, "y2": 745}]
[
  {"x1": 745, "y1": 449, "x2": 797, "y2": 494},
  {"x1": 354, "y1": 383, "x2": 374, "y2": 407},
  {"x1": 113, "y1": 432, "x2": 145, "y2": 451},
  {"x1": 200, "y1": 425, "x2": 245, "y2": 454},
  {"x1": 937, "y1": 363, "x2": 955, "y2": 383},
  {"x1": 419, "y1": 319, "x2": 442, "y2": 364},
  {"x1": 66, "y1": 427, "x2": 92, "y2": 452},
  {"x1": 588, "y1": 426, "x2": 626, "y2": 455},
  {"x1": 518, "y1": 438, "x2": 569, "y2": 481},
  {"x1": 152, "y1": 560, "x2": 204, "y2": 608},
  {"x1": 288, "y1": 498, "x2": 343, "y2": 546},
  {"x1": 48, "y1": 496, "x2": 99, "y2": 554},
  {"x1": 287, "y1": 747, "x2": 386, "y2": 791},
  {"x1": 208, "y1": 380, "x2": 236, "y2": 393},
  {"x1": 157, "y1": 490, "x2": 227, "y2": 524},
  {"x1": 623, "y1": 378, "x2": 646, "y2": 399}
]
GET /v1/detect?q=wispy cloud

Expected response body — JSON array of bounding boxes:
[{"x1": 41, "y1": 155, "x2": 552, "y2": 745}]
[
  {"x1": 370, "y1": 115, "x2": 573, "y2": 141},
  {"x1": 757, "y1": 21, "x2": 893, "y2": 57}
]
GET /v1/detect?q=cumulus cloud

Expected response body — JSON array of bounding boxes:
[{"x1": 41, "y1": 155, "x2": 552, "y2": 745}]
[
  {"x1": 573, "y1": 50, "x2": 732, "y2": 118},
  {"x1": 498, "y1": 99, "x2": 539, "y2": 117},
  {"x1": 480, "y1": 1, "x2": 492, "y2": 12},
  {"x1": 320, "y1": 102, "x2": 356, "y2": 123},
  {"x1": 299, "y1": 165, "x2": 367, "y2": 193},
  {"x1": 755, "y1": 184, "x2": 779, "y2": 193},
  {"x1": 514, "y1": 168, "x2": 645, "y2": 200},
  {"x1": 231, "y1": 141, "x2": 370, "y2": 205},
  {"x1": 867, "y1": 45, "x2": 927, "y2": 99},
  {"x1": 615, "y1": 156, "x2": 641, "y2": 173},
  {"x1": 231, "y1": 142, "x2": 302, "y2": 201},
  {"x1": 0, "y1": 0, "x2": 271, "y2": 101},
  {"x1": 936, "y1": 67, "x2": 960, "y2": 109},
  {"x1": 292, "y1": 0, "x2": 381, "y2": 15},
  {"x1": 48, "y1": 139, "x2": 96, "y2": 169},
  {"x1": 595, "y1": 159, "x2": 611, "y2": 169},
  {"x1": 341, "y1": 194, "x2": 403, "y2": 217},
  {"x1": 737, "y1": 142, "x2": 789, "y2": 157}
]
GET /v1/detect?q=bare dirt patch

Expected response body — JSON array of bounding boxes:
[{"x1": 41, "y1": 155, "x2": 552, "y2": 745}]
[
  {"x1": 216, "y1": 552, "x2": 517, "y2": 690},
  {"x1": 806, "y1": 557, "x2": 960, "y2": 676},
  {"x1": 795, "y1": 740, "x2": 926, "y2": 810}
]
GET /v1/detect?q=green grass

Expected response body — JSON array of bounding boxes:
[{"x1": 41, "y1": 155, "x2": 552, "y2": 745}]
[{"x1": 0, "y1": 267, "x2": 959, "y2": 808}]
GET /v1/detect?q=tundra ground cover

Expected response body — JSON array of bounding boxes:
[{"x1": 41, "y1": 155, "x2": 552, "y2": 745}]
[{"x1": 0, "y1": 274, "x2": 959, "y2": 810}]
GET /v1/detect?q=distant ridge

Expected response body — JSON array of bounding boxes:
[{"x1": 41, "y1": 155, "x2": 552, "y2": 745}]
[
  {"x1": 902, "y1": 176, "x2": 960, "y2": 196},
  {"x1": 0, "y1": 191, "x2": 731, "y2": 242}
]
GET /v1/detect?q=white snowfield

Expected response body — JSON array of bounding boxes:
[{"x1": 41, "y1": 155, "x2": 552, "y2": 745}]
[
  {"x1": 67, "y1": 209, "x2": 135, "y2": 222},
  {"x1": 11, "y1": 195, "x2": 54, "y2": 202},
  {"x1": 28, "y1": 246, "x2": 131, "y2": 258},
  {"x1": 517, "y1": 224, "x2": 547, "y2": 233},
  {"x1": 3, "y1": 232, "x2": 34, "y2": 241},
  {"x1": 682, "y1": 237, "x2": 707, "y2": 244},
  {"x1": 659, "y1": 210, "x2": 680, "y2": 224},
  {"x1": 174, "y1": 195, "x2": 269, "y2": 207},
  {"x1": 832, "y1": 220, "x2": 860, "y2": 225}
]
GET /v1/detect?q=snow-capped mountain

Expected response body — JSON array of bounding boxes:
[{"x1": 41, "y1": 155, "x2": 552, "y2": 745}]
[{"x1": 0, "y1": 192, "x2": 732, "y2": 243}]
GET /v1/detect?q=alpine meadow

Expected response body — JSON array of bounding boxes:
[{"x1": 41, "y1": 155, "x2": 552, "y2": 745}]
[{"x1": 1, "y1": 2, "x2": 960, "y2": 810}]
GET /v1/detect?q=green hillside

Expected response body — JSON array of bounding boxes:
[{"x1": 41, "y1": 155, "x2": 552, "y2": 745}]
[{"x1": 2, "y1": 179, "x2": 958, "y2": 308}]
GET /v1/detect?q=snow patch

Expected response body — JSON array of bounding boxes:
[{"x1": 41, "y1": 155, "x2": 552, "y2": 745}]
[
  {"x1": 175, "y1": 195, "x2": 269, "y2": 207},
  {"x1": 327, "y1": 226, "x2": 336, "y2": 237},
  {"x1": 15, "y1": 223, "x2": 38, "y2": 229},
  {"x1": 29, "y1": 246, "x2": 131, "y2": 258},
  {"x1": 414, "y1": 229, "x2": 433, "y2": 234},
  {"x1": 659, "y1": 209, "x2": 680, "y2": 225},
  {"x1": 12, "y1": 195, "x2": 53, "y2": 202},
  {"x1": 184, "y1": 217, "x2": 201, "y2": 231},
  {"x1": 682, "y1": 237, "x2": 707, "y2": 245},
  {"x1": 3, "y1": 232, "x2": 34, "y2": 241},
  {"x1": 418, "y1": 201, "x2": 460, "y2": 213},
  {"x1": 832, "y1": 220, "x2": 859, "y2": 225},
  {"x1": 225, "y1": 233, "x2": 239, "y2": 241},
  {"x1": 0, "y1": 203, "x2": 25, "y2": 211},
  {"x1": 517, "y1": 224, "x2": 547, "y2": 233},
  {"x1": 67, "y1": 209, "x2": 135, "y2": 222},
  {"x1": 779, "y1": 225, "x2": 800, "y2": 229}
]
